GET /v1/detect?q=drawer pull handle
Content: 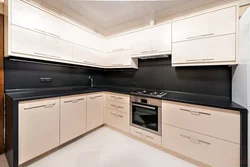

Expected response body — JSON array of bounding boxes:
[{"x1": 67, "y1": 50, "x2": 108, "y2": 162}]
[
  {"x1": 24, "y1": 103, "x2": 55, "y2": 110},
  {"x1": 110, "y1": 104, "x2": 123, "y2": 109},
  {"x1": 34, "y1": 28, "x2": 61, "y2": 38},
  {"x1": 180, "y1": 108, "x2": 211, "y2": 116},
  {"x1": 186, "y1": 33, "x2": 214, "y2": 40},
  {"x1": 90, "y1": 95, "x2": 102, "y2": 100},
  {"x1": 111, "y1": 96, "x2": 123, "y2": 100},
  {"x1": 180, "y1": 134, "x2": 211, "y2": 145},
  {"x1": 64, "y1": 98, "x2": 84, "y2": 103},
  {"x1": 110, "y1": 113, "x2": 123, "y2": 118},
  {"x1": 34, "y1": 52, "x2": 61, "y2": 59}
]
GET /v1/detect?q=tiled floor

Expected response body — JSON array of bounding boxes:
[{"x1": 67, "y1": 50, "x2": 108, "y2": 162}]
[
  {"x1": 0, "y1": 154, "x2": 9, "y2": 167},
  {"x1": 28, "y1": 127, "x2": 196, "y2": 167}
]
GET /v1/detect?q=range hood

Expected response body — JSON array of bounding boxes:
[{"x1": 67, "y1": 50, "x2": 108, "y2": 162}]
[{"x1": 131, "y1": 51, "x2": 171, "y2": 59}]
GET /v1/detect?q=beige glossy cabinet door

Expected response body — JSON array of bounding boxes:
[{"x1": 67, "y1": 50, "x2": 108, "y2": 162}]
[
  {"x1": 60, "y1": 95, "x2": 87, "y2": 144},
  {"x1": 87, "y1": 93, "x2": 104, "y2": 131},
  {"x1": 18, "y1": 98, "x2": 60, "y2": 165}
]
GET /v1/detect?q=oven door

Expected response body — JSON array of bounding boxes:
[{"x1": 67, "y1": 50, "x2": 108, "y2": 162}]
[{"x1": 131, "y1": 102, "x2": 161, "y2": 135}]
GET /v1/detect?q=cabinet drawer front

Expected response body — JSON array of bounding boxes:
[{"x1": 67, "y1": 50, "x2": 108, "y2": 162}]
[
  {"x1": 60, "y1": 95, "x2": 87, "y2": 144},
  {"x1": 106, "y1": 93, "x2": 130, "y2": 104},
  {"x1": 130, "y1": 126, "x2": 161, "y2": 146},
  {"x1": 162, "y1": 101, "x2": 240, "y2": 143},
  {"x1": 106, "y1": 109, "x2": 129, "y2": 132},
  {"x1": 162, "y1": 125, "x2": 240, "y2": 167},
  {"x1": 172, "y1": 34, "x2": 236, "y2": 65},
  {"x1": 19, "y1": 98, "x2": 60, "y2": 164},
  {"x1": 172, "y1": 6, "x2": 236, "y2": 43},
  {"x1": 106, "y1": 100, "x2": 129, "y2": 113}
]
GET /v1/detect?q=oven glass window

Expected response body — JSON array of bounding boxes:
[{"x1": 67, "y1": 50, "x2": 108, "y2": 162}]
[{"x1": 132, "y1": 103, "x2": 158, "y2": 131}]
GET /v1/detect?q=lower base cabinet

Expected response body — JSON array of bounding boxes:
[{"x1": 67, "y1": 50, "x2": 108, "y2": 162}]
[
  {"x1": 87, "y1": 93, "x2": 104, "y2": 131},
  {"x1": 106, "y1": 108, "x2": 129, "y2": 132},
  {"x1": 130, "y1": 126, "x2": 162, "y2": 146},
  {"x1": 60, "y1": 95, "x2": 87, "y2": 144},
  {"x1": 18, "y1": 98, "x2": 60, "y2": 165},
  {"x1": 162, "y1": 124, "x2": 240, "y2": 167}
]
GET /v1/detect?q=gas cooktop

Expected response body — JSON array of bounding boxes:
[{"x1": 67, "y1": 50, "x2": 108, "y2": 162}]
[{"x1": 131, "y1": 89, "x2": 167, "y2": 98}]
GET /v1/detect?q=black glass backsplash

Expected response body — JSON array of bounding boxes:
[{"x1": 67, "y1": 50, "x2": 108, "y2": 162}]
[
  {"x1": 4, "y1": 57, "x2": 231, "y2": 98},
  {"x1": 106, "y1": 58, "x2": 231, "y2": 97}
]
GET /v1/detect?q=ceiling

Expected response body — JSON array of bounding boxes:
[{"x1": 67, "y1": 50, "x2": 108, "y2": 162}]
[{"x1": 32, "y1": 0, "x2": 238, "y2": 36}]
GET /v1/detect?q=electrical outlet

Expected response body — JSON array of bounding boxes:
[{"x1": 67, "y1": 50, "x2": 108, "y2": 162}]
[{"x1": 40, "y1": 77, "x2": 52, "y2": 83}]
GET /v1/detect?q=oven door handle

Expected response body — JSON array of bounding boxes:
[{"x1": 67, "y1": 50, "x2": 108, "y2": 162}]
[{"x1": 132, "y1": 103, "x2": 156, "y2": 110}]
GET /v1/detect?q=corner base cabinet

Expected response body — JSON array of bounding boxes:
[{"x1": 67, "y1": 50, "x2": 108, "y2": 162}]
[
  {"x1": 18, "y1": 98, "x2": 60, "y2": 165},
  {"x1": 86, "y1": 93, "x2": 104, "y2": 131},
  {"x1": 60, "y1": 95, "x2": 87, "y2": 144}
]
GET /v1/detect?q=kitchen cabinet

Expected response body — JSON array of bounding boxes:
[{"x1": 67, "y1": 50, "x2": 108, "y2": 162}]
[
  {"x1": 12, "y1": 0, "x2": 71, "y2": 42},
  {"x1": 106, "y1": 108, "x2": 129, "y2": 132},
  {"x1": 130, "y1": 126, "x2": 162, "y2": 146},
  {"x1": 162, "y1": 101, "x2": 240, "y2": 144},
  {"x1": 18, "y1": 98, "x2": 60, "y2": 165},
  {"x1": 87, "y1": 93, "x2": 104, "y2": 131},
  {"x1": 11, "y1": 25, "x2": 73, "y2": 61},
  {"x1": 172, "y1": 6, "x2": 236, "y2": 43},
  {"x1": 172, "y1": 34, "x2": 236, "y2": 66},
  {"x1": 73, "y1": 44, "x2": 104, "y2": 67},
  {"x1": 162, "y1": 124, "x2": 240, "y2": 167},
  {"x1": 106, "y1": 35, "x2": 132, "y2": 52},
  {"x1": 60, "y1": 95, "x2": 87, "y2": 144},
  {"x1": 106, "y1": 50, "x2": 138, "y2": 68},
  {"x1": 131, "y1": 23, "x2": 171, "y2": 58}
]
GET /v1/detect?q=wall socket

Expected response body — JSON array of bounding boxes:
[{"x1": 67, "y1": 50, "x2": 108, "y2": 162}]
[{"x1": 40, "y1": 77, "x2": 52, "y2": 83}]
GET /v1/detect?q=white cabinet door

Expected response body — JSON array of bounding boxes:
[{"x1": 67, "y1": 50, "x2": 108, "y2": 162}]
[
  {"x1": 19, "y1": 98, "x2": 60, "y2": 164},
  {"x1": 107, "y1": 50, "x2": 132, "y2": 67},
  {"x1": 11, "y1": 25, "x2": 73, "y2": 61},
  {"x1": 172, "y1": 34, "x2": 236, "y2": 65},
  {"x1": 131, "y1": 29, "x2": 151, "y2": 55},
  {"x1": 60, "y1": 95, "x2": 87, "y2": 144},
  {"x1": 87, "y1": 93, "x2": 104, "y2": 131},
  {"x1": 73, "y1": 44, "x2": 104, "y2": 67},
  {"x1": 172, "y1": 6, "x2": 236, "y2": 43},
  {"x1": 150, "y1": 24, "x2": 172, "y2": 53},
  {"x1": 106, "y1": 35, "x2": 132, "y2": 52},
  {"x1": 12, "y1": 0, "x2": 62, "y2": 39}
]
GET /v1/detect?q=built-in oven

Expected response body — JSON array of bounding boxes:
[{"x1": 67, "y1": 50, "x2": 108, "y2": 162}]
[{"x1": 130, "y1": 96, "x2": 162, "y2": 136}]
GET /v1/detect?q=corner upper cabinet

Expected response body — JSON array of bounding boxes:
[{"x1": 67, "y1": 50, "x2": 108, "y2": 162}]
[
  {"x1": 172, "y1": 6, "x2": 237, "y2": 66},
  {"x1": 131, "y1": 23, "x2": 172, "y2": 58}
]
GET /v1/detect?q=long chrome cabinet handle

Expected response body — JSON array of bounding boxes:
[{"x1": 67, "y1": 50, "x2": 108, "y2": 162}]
[
  {"x1": 141, "y1": 50, "x2": 158, "y2": 54},
  {"x1": 180, "y1": 134, "x2": 211, "y2": 145},
  {"x1": 24, "y1": 103, "x2": 55, "y2": 110},
  {"x1": 186, "y1": 59, "x2": 214, "y2": 62},
  {"x1": 64, "y1": 98, "x2": 85, "y2": 103},
  {"x1": 34, "y1": 28, "x2": 61, "y2": 38},
  {"x1": 34, "y1": 52, "x2": 61, "y2": 59},
  {"x1": 110, "y1": 113, "x2": 123, "y2": 118},
  {"x1": 133, "y1": 103, "x2": 156, "y2": 110},
  {"x1": 110, "y1": 104, "x2": 123, "y2": 109},
  {"x1": 90, "y1": 95, "x2": 103, "y2": 100},
  {"x1": 112, "y1": 64, "x2": 124, "y2": 66},
  {"x1": 112, "y1": 48, "x2": 124, "y2": 52},
  {"x1": 111, "y1": 96, "x2": 123, "y2": 100},
  {"x1": 180, "y1": 108, "x2": 211, "y2": 116},
  {"x1": 84, "y1": 61, "x2": 97, "y2": 65},
  {"x1": 186, "y1": 33, "x2": 214, "y2": 40}
]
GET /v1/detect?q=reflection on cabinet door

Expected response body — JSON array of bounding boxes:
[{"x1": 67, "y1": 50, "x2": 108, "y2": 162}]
[
  {"x1": 60, "y1": 95, "x2": 87, "y2": 144},
  {"x1": 172, "y1": 34, "x2": 236, "y2": 65},
  {"x1": 87, "y1": 93, "x2": 104, "y2": 131},
  {"x1": 11, "y1": 25, "x2": 73, "y2": 61},
  {"x1": 18, "y1": 98, "x2": 60, "y2": 165}
]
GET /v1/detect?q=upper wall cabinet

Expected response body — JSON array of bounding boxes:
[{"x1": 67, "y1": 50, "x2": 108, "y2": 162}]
[
  {"x1": 131, "y1": 23, "x2": 171, "y2": 58},
  {"x1": 172, "y1": 7, "x2": 236, "y2": 43},
  {"x1": 11, "y1": 25, "x2": 73, "y2": 61},
  {"x1": 172, "y1": 6, "x2": 237, "y2": 66},
  {"x1": 105, "y1": 50, "x2": 138, "y2": 69}
]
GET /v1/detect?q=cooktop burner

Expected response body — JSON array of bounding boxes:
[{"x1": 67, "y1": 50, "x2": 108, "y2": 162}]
[{"x1": 132, "y1": 89, "x2": 167, "y2": 97}]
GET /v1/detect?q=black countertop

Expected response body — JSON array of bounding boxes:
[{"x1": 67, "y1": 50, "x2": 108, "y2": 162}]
[{"x1": 5, "y1": 86, "x2": 248, "y2": 113}]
